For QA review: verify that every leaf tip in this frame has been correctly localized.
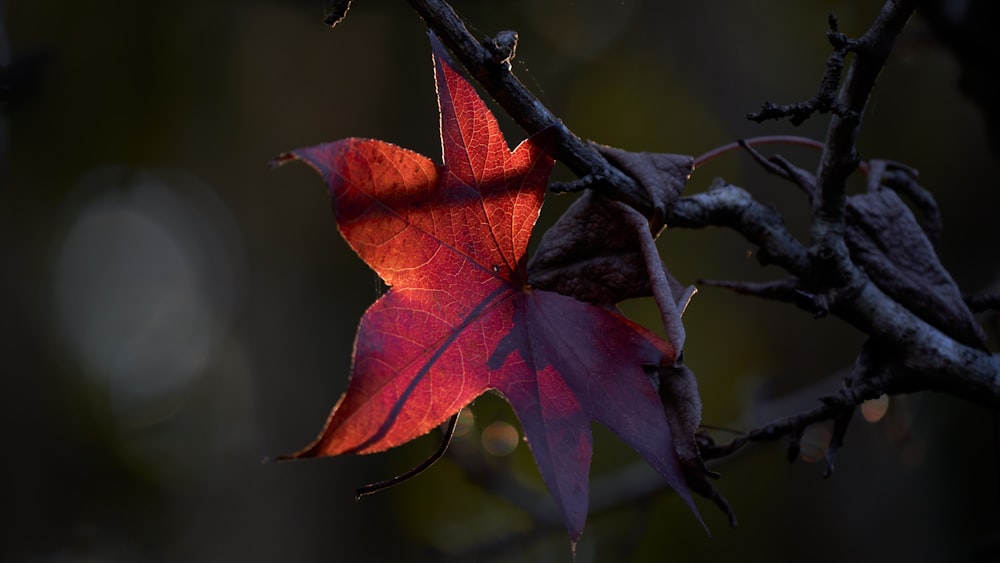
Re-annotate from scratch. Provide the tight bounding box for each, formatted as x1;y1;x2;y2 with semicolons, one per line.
267;152;298;170
427;30;450;64
264;453;295;463
266;441;324;463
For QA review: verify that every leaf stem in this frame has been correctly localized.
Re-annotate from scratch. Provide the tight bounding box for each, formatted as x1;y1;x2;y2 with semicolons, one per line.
354;413;460;499
693;135;826;170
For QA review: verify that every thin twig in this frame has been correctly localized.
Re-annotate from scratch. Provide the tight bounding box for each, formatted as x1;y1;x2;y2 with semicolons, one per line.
748;14;858;125
697;277;798;298
701;376;885;462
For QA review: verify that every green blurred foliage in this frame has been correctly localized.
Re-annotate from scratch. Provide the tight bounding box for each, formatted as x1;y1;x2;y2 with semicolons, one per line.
2;0;999;561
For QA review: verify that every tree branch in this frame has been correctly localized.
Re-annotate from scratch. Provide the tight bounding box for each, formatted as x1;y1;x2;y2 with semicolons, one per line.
669;181;1000;411
404;0;656;215
810;0;917;287
395;0;1000;539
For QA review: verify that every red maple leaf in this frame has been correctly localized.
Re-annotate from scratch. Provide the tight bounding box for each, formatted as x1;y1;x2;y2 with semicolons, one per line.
274;34;697;542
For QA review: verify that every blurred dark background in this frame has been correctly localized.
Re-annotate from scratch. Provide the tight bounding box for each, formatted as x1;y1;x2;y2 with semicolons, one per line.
3;1;999;561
